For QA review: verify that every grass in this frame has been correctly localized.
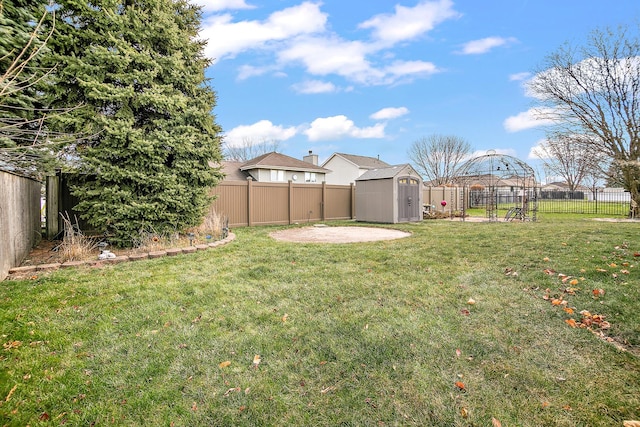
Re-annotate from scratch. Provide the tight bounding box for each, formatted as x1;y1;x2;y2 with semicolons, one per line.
1;218;639;426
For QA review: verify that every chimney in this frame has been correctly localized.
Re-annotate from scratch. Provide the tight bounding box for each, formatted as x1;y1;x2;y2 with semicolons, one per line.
303;150;318;165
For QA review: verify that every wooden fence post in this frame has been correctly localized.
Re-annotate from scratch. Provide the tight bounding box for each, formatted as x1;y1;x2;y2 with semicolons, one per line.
289;180;294;225
247;178;253;227
46;174;59;239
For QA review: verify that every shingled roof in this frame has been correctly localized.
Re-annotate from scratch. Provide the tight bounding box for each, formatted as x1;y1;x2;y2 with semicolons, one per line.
325;153;389;169
240;152;329;173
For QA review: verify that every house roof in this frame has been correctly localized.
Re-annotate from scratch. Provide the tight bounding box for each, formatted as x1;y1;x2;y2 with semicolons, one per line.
219;161;252;181
323;152;389;169
240;152;329;173
356;164;419;181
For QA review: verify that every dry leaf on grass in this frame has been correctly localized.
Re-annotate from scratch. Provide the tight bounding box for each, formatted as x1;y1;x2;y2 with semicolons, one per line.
219;360;231;368
492;417;502;427
252;354;261;368
623;421;640;427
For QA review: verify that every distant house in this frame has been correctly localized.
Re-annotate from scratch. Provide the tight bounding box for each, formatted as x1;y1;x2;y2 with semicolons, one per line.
322;153;390;185
221;151;330;183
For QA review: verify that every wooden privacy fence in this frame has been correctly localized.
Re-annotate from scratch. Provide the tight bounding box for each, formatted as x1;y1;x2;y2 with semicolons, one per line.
209;180;356;227
0;170;41;281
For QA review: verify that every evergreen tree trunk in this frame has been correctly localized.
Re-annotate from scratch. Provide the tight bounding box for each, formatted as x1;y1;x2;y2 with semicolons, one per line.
47;0;223;245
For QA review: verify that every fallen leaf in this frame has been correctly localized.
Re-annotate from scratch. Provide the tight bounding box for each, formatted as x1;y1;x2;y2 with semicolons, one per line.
467;298;476;305
223;387;241;397
191;402;198;411
456;349;461;357
39;412;50;421
592;289;605;297
565;318;577;328
543;257;550;262
492;417;502;427
4;384;17;402
219;360;231;368
3;340;22;350
621;269;630;274
609;263;617;268
252;354;261;368
551;298;563;306
563;307;574;314
460;309;470;316
455;381;466;391
281;313;288;322
569;279;579;286
460;407;469;418
623;421;640;427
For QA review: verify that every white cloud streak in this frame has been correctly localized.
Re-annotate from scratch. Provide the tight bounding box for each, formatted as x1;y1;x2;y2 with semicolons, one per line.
291;80;337;94
201;2;327;61
224;120;298;147
458;36;517;55
503;108;556;132
304;115;386;141
194;0;254;12
370;107;409;120
358;0;461;45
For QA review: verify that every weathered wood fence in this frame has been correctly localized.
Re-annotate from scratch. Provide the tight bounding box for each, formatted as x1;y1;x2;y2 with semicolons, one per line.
0;170;41;281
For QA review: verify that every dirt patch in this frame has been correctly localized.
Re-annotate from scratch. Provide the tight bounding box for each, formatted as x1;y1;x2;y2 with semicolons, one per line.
269;225;411;243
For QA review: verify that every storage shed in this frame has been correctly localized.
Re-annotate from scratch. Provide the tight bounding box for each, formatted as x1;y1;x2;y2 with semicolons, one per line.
355;164;423;223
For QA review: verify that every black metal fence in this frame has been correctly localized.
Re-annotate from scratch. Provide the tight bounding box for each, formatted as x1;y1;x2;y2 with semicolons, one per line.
469;188;631;216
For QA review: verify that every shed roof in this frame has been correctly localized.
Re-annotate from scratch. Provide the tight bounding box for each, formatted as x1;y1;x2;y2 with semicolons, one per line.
240;152;329;173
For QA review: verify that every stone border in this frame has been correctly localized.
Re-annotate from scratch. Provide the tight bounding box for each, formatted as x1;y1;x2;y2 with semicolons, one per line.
7;233;236;278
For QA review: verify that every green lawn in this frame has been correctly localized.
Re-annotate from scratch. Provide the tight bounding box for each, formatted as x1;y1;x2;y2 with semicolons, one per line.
1;219;639;426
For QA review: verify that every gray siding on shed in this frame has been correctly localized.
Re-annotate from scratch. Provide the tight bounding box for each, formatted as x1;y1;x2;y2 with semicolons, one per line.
355;164;423;224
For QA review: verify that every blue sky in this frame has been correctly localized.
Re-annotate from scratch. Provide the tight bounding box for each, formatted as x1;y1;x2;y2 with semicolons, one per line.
194;0;639;179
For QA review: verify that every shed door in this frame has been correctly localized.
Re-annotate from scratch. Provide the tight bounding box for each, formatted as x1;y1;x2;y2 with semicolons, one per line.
398;177;420;221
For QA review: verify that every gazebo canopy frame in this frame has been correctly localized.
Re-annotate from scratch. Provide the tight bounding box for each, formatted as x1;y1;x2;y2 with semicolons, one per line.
455;151;538;221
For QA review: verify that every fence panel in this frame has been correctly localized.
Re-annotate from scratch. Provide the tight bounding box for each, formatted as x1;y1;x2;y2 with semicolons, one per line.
537;189;630;215
0;170;41;280
209;180;355;227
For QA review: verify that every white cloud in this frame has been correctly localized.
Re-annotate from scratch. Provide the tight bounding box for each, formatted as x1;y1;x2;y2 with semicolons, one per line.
224;120;297;147
278;37;440;85
291;80;337;94
359;0;460;45
370;107;409;120
458;36;517;55
278;36;380;83
528;139;550;160
195;0;254;12
503;108;555;132
237;64;270;80
304;115;386;141
201;2;327;61
509;72;531;81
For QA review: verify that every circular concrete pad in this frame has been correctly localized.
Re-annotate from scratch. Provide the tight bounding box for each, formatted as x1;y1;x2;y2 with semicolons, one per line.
270;225;411;243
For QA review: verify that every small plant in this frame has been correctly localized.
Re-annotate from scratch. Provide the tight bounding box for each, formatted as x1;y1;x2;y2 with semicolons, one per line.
57;213;99;262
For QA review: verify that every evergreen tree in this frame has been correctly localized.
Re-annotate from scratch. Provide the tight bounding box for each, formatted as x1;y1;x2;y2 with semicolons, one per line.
47;0;223;245
0;0;58;176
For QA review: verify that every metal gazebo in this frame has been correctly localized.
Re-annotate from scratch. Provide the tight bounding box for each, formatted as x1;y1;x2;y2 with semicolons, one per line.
455;151;539;221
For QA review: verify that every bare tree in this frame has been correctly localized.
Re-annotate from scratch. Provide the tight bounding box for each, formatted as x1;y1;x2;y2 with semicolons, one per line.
528;24;640;217
408;134;471;185
223;137;281;162
532;133;605;190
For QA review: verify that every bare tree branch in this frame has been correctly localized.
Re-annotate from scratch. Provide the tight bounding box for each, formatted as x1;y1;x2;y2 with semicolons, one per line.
408;134;471;186
528;24;640;216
